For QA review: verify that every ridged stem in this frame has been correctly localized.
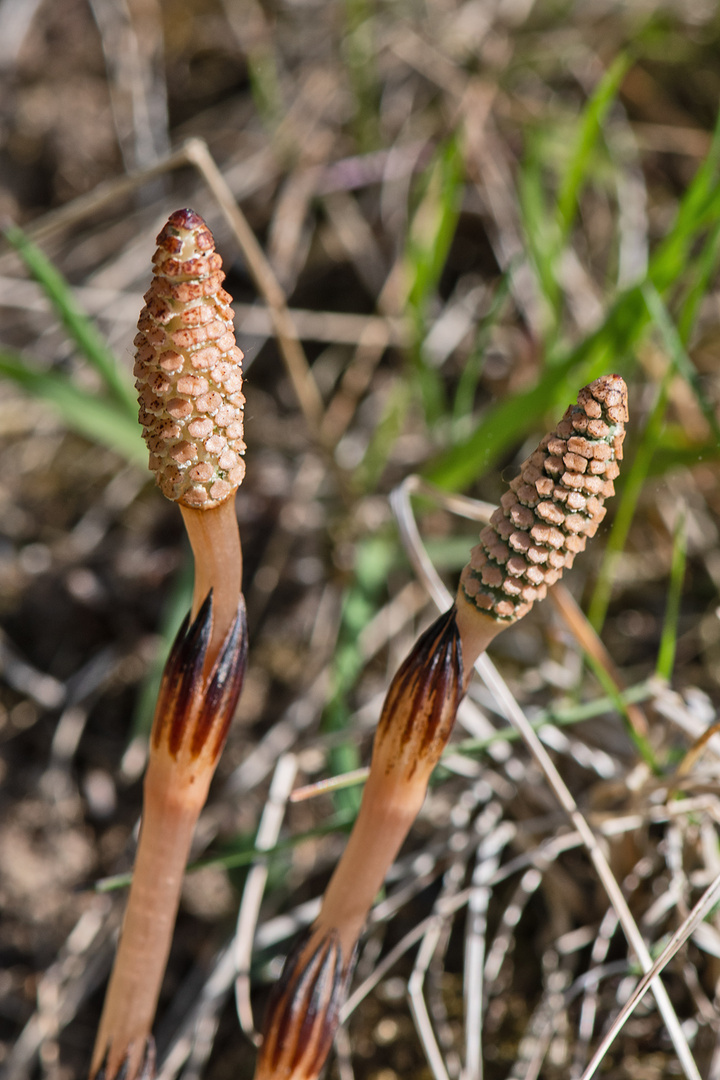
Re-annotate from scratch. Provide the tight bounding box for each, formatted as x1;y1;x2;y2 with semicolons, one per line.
454;596;504;689
91;760;209;1080
180;498;242;666
316;766;428;958
256;609;463;1080
93;210;248;1080
304;602;497;957
91;597;247;1080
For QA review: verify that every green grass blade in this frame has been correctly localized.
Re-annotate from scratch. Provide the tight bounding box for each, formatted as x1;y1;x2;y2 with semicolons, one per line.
647;106;720;293
404;136;464;423
0;350;145;466
354;378;413;493
427;106;720;492
582;651;658;770
427;333;631;490
455;679;653;757
677;217;720;344
647;431;720;475
452;270;511;425
95;809;357;892
322;535;397;813
428;150;720;491
518;138;561;320
642;282;720;442
556;54;631;242
656;512;687;682
3;224;137;417
406;135;463;316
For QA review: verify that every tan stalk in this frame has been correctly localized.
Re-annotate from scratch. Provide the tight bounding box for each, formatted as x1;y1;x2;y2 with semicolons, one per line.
255;374;628;1080
91;210;248;1080
180;500;242;662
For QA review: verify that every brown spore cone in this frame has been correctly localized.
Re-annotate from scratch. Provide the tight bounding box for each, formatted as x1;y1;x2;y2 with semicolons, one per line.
134;208;246;509
460;374;628;622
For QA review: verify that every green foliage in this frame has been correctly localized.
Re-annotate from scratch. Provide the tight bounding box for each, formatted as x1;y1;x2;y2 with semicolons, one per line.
428;101;720;490
0;349;143;465
96;808;357;892
518;135;561;327
452;271;511;428
4;225;137;417
1;224;140;464
354;379;413;493
656;512;688;682
588;278;718;633
556;54;632;243
404;135;464;424
321;534;398;812
343;0;380;151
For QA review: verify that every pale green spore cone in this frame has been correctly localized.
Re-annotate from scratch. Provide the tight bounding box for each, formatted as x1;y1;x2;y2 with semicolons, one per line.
459;374;628;623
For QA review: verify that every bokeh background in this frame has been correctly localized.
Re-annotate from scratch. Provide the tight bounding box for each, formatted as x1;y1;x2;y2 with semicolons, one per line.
2;2;720;1079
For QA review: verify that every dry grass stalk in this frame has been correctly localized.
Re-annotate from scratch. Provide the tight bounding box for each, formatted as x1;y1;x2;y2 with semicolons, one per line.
256;374;628;1080
91;210;248;1080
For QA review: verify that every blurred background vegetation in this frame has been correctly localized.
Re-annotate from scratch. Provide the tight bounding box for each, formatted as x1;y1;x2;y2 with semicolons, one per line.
2;1;720;1079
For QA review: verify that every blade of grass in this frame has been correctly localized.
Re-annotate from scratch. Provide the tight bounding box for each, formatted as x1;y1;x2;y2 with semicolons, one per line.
0;350;144;465
455;679;654;755
677;216;720;344
428;106;720;490
582;651;657;770
649;106;720;287
656;511;687;682
406;135;464;321
343;0;380;152
452;269;511;425
321;535;397;812
426;337;628;489
556;54;631;242
518;56;629;337
642;282;720;442
354;378;413;493
292;678;655;803
94;808;357;892
518;138;561;322
3;224;137;416
404;135;464;424
590;282;712;632
647;430;720;474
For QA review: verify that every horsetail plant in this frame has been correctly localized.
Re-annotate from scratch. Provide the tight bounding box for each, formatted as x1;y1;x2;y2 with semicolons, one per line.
256;374;628;1080
91;210;248;1080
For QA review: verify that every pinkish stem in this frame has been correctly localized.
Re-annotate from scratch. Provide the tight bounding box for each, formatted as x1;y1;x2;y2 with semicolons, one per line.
180;499;242;667
91;761;209;1080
